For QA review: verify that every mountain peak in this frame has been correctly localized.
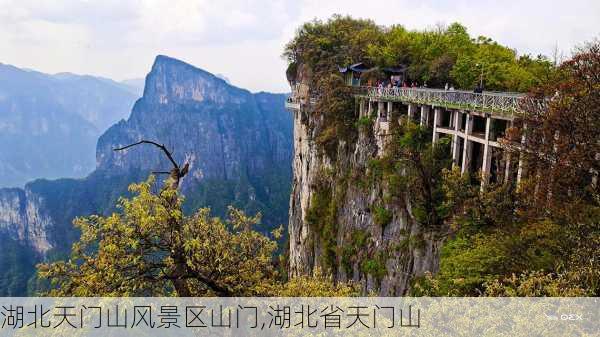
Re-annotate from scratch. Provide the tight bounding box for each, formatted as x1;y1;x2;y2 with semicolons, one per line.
152;54;192;69
151;55;221;83
142;55;244;105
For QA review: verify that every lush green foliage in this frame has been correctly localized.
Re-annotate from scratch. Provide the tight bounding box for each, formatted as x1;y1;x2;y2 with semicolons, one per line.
412;43;600;296
284;15;381;80
386;122;454;229
304;168;349;274
305;184;337;271
355;115;374;130
373;205;392;228
360;251;388;281
285;16;554;92
38;177;278;296
0;237;37;296
340;229;370;276
313;74;357;158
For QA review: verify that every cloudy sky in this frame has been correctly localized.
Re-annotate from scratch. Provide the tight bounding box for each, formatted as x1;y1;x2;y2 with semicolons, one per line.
1;0;598;93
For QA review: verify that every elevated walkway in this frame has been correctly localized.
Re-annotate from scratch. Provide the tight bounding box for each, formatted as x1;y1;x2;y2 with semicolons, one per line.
355;86;527;117
284;84;538;188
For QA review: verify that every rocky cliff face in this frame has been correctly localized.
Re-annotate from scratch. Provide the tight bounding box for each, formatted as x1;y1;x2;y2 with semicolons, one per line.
0;188;52;254
95;55;293;227
287;71;442;295
0;55;293;295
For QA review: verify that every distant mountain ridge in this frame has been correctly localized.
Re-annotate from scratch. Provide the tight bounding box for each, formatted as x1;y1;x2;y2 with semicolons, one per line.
0;63;138;187
0;55;293;296
119;78;146;97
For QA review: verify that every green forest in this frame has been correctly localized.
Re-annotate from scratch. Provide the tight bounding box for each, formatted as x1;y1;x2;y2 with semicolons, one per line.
284;16;554;91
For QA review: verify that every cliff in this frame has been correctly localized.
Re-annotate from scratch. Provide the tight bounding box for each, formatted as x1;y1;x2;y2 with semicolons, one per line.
0;188;52;253
287;69;442;295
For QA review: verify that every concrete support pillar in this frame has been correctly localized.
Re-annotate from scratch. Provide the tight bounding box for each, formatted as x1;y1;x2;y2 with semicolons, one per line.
517;123;527;184
592;153;600;189
359;99;365;118
481;116;492;188
407;103;417;121
368;99;373;117
378;101;385;119
420;105;430;127
451;111;461;167
461;113;474;175
503;120;515;184
432;108;442;143
504;152;512;184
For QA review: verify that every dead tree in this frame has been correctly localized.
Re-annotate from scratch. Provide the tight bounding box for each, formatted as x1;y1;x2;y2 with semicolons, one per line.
114;140;189;190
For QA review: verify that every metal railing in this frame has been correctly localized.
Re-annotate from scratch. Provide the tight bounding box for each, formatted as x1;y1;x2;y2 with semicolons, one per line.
356;86;531;115
284;97;301;110
286;84;542;115
285;83;317;110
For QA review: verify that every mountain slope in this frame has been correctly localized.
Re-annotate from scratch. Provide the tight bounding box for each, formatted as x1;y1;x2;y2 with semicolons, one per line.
0;55;293;296
96;56;293;227
0;64;138;187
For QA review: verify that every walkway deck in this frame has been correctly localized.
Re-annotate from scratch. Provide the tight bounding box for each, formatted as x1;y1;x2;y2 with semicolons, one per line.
355;86;527;116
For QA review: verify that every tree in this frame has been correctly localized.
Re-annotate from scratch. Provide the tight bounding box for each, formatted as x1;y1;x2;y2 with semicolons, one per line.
387;121;453;229
37;176;281;296
511;41;600;215
38;140;278;296
505;41;600;295
277;268;358;296
283;14;382;83
113;140;189;190
38;140;357;297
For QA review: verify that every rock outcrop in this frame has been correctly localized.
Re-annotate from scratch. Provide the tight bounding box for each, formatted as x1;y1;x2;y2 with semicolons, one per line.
287;69;442;295
0;188;52;254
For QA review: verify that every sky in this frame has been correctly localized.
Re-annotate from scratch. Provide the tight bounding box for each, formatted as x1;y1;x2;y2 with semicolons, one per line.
0;0;599;93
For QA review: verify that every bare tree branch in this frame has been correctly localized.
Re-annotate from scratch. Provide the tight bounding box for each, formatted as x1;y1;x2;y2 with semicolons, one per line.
114;140;179;170
151;171;172;175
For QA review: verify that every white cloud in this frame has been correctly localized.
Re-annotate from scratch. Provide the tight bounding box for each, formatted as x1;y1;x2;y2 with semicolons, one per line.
0;0;598;93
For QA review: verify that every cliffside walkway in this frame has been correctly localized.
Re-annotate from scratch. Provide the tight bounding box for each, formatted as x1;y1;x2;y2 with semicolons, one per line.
285;84;542;188
286;85;540;117
353;86;529;117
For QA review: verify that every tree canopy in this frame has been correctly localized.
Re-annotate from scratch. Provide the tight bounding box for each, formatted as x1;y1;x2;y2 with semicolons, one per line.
284;16;554;91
